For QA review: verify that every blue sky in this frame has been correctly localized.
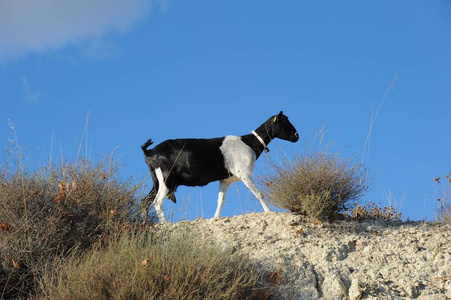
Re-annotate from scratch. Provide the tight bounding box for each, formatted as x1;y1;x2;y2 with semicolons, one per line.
1;1;450;221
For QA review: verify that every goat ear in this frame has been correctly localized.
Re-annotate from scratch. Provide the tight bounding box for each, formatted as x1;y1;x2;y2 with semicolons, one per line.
274;111;284;123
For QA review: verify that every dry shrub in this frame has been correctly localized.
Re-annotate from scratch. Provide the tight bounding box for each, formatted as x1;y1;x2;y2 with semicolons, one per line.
262;152;367;219
347;201;403;222
0;152;142;299
39;229;267;300
435;174;451;224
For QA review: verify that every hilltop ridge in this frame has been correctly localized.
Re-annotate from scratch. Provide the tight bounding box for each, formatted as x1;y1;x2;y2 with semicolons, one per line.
156;212;451;299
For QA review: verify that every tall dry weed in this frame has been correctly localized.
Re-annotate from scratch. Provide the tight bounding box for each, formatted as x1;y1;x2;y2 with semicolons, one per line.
435;174;451;224
0;145;143;298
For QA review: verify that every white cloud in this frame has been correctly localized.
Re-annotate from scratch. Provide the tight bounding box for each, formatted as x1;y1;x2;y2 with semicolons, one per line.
0;0;151;61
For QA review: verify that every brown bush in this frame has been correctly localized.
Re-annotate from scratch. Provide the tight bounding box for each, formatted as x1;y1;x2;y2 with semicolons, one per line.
261;152;368;220
0;154;143;299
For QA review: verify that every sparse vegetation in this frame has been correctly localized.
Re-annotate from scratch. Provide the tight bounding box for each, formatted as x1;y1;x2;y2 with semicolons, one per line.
435;174;451;224
261;151;368;220
0;150;142;298
39;230;267;300
347;201;403;222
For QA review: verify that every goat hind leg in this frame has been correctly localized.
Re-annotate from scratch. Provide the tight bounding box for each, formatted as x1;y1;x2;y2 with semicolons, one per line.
154;167;169;223
141;166;159;223
154;189;168;223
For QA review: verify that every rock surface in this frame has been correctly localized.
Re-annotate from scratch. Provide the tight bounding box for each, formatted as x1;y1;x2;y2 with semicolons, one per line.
156;212;451;299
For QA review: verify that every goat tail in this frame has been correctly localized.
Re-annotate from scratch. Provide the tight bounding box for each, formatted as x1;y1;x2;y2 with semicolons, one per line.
141;139;154;155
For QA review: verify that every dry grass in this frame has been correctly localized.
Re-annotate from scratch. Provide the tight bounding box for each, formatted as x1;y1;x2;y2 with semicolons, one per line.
347;201;403;222
0;149;143;298
261;152;368;220
435;174;451;224
38;229;267;300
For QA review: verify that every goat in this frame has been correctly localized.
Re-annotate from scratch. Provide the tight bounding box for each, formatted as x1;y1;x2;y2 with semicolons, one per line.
140;111;299;223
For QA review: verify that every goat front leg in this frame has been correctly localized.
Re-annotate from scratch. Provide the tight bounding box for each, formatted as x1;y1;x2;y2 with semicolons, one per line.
214;180;230;219
241;177;271;213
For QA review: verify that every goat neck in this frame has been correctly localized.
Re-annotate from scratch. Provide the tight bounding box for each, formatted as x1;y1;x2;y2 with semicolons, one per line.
242;120;275;158
255;118;277;145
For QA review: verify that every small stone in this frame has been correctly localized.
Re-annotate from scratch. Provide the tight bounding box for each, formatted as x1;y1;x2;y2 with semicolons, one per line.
322;272;348;300
349;278;362;300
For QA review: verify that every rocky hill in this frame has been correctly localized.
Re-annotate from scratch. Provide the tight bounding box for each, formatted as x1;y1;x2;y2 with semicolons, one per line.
156;212;451;300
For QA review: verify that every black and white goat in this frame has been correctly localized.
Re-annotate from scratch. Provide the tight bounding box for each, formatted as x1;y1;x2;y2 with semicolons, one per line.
141;111;299;223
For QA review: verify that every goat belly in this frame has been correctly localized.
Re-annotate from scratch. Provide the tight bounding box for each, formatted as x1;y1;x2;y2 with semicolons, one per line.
178;173;229;186
176;167;230;187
